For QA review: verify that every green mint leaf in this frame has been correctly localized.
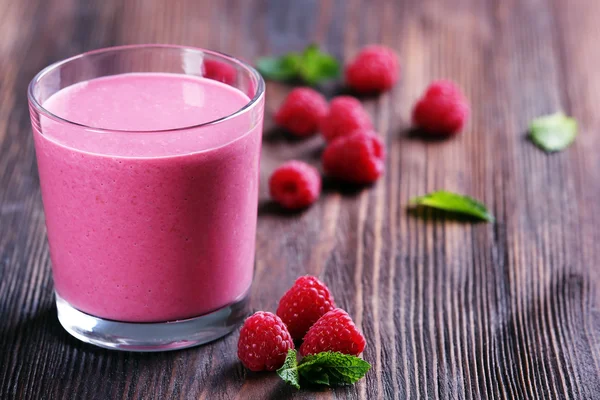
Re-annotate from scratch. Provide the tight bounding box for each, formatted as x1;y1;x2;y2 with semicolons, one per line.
297;352;371;387
276;349;300;389
301;369;330;386
302;44;320;57
409;191;494;222
299;44;340;85
255;44;339;84
256;53;301;81
529;112;577;152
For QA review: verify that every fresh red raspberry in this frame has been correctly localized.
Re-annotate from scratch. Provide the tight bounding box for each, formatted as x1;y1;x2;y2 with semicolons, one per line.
345;45;399;93
269;161;321;210
275;88;329;137
237;311;295;371
203;59;237;85
322;130;385;184
276;275;336;341
320;96;373;143
412;80;470;136
299;308;366;356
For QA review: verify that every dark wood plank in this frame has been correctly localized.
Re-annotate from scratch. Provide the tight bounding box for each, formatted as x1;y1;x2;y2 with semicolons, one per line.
1;0;599;399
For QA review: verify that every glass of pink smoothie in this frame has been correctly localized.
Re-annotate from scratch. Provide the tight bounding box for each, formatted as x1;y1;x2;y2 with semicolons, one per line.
28;45;265;351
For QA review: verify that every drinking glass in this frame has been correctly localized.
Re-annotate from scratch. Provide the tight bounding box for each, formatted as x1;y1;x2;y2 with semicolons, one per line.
28;45;265;351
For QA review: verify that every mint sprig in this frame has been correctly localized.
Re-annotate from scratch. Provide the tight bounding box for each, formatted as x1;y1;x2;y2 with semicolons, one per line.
409;190;494;222
277;350;371;389
256;44;340;85
277;349;301;389
529;112;577;152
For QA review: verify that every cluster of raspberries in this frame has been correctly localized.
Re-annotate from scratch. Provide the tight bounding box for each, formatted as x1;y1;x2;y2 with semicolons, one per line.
237;275;366;371
269;45;470;210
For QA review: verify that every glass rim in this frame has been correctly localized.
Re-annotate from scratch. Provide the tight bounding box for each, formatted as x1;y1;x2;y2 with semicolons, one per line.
27;44;266;134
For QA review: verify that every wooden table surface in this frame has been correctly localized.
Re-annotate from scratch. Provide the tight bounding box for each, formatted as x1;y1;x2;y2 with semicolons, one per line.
2;0;600;398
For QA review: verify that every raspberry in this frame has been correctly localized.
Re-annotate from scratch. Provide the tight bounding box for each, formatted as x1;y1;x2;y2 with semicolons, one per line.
412;80;470;136
269;161;321;210
275;88;328;137
237;311;295;371
346;45;399;93
320;96;373;143
322;130;385;184
276;275;336;341
299;308;366;356
203;60;237;85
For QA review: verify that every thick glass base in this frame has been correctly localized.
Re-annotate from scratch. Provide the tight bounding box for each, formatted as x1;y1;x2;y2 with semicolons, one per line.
55;291;250;352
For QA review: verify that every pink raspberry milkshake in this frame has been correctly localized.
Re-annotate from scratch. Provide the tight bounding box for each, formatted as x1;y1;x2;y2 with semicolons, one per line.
34;72;263;323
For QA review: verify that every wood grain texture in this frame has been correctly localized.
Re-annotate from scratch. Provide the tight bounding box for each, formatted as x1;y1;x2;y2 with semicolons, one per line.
1;0;600;398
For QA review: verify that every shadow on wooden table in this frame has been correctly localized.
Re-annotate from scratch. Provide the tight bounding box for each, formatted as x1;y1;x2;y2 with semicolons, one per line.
262;126;309;145
0;304;73;350
0;305;172;361
402;127;459;143
258;200;307;217
407;206;493;224
257;176;365;218
321;176;368;197
240;368;356;399
1;305;322;397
